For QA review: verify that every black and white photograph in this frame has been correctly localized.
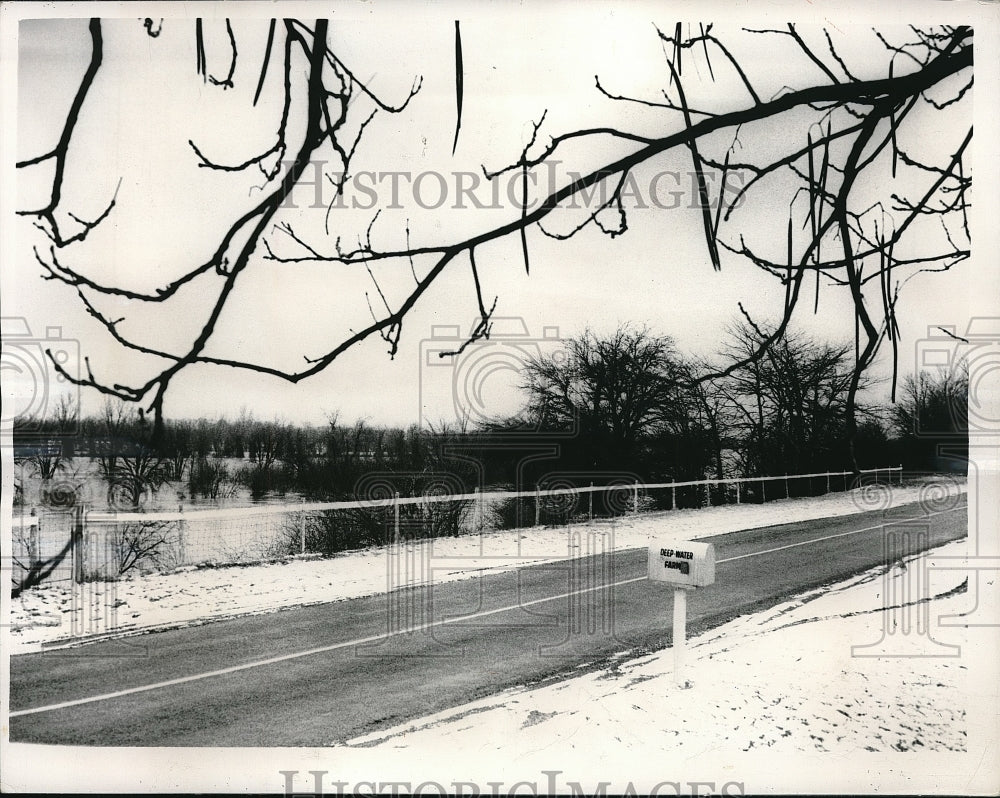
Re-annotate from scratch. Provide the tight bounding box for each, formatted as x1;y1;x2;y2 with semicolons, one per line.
1;1;998;793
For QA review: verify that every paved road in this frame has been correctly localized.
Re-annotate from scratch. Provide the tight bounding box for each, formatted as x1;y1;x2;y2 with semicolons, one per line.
9;499;967;746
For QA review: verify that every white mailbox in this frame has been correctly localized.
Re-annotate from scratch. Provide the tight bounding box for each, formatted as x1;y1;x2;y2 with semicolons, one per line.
648;539;715;588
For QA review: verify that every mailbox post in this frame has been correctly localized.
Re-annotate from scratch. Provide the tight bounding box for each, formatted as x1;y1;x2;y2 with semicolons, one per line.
648;539;715;688
673;586;690;688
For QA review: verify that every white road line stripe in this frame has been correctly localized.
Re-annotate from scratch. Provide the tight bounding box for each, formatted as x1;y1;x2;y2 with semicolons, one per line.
9;504;965;718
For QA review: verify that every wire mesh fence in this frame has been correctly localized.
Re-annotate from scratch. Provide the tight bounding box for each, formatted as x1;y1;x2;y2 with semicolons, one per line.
10;466;902;587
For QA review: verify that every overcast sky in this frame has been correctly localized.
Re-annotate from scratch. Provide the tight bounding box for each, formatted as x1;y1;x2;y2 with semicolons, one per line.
3;3;989;430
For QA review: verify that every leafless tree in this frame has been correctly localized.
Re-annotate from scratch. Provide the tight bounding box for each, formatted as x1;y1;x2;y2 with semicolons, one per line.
890;363;968;468
21;395;79;481
517;325;690;468
94;399;168;509
107;520;180;577
19;20;972;470
719;321;870;476
685;375;730;483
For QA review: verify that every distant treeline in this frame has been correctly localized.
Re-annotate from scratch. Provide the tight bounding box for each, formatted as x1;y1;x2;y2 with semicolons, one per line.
14;325;969;508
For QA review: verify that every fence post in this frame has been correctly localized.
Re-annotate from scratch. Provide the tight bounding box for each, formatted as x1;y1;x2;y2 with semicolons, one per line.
72;503;85;584
735;481;741;505
826;471;831;494
633;480;640;514
535;485;541;527
589;482;594;523
899;464;904;486
704;479;711;508
761;479;766;503
394;491;401;544
671;484;677;511
299;498;306;555
473;487;481;535
29;508;39;568
178;504;187;564
784;474;789;499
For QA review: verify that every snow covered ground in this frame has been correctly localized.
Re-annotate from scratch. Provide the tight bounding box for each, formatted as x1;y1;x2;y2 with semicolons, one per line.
6;477;965;654
347;536;971;755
